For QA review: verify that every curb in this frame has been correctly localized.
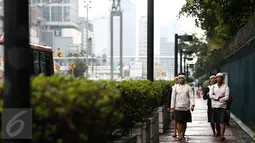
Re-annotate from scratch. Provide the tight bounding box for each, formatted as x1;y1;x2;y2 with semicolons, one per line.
230;112;255;140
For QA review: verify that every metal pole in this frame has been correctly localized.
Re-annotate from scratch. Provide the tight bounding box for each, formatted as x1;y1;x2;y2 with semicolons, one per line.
186;64;189;79
174;34;178;76
86;4;89;78
147;0;154;81
3;0;31;142
110;12;114;80
180;48;182;73
120;12;123;79
183;56;186;73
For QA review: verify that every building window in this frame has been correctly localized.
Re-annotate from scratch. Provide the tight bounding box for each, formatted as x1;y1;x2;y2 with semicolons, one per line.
63;0;70;3
42;0;50;3
33;0;40;3
63;6;70;22
51;0;61;3
42;7;50;21
51;6;62;22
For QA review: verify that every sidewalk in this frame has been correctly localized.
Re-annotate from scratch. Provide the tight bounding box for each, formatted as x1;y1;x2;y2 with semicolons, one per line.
160;98;254;143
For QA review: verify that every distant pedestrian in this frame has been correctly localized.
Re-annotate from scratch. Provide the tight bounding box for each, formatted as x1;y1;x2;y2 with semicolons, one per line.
210;73;230;142
168;76;179;137
203;74;220;137
171;73;195;141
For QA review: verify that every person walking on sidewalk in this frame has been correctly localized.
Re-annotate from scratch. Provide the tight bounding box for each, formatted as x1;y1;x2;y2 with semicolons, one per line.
168;76;179;137
203;74;221;137
210;73;230;142
171;73;195;141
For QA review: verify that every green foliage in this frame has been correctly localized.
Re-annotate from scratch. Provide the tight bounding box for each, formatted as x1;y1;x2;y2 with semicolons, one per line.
0;75;173;143
198;74;209;87
202;80;210;88
67;59;87;77
179;0;255;48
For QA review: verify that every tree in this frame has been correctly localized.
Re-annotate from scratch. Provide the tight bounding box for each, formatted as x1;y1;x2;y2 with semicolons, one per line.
66;53;88;77
179;0;255;48
68;59;88;77
179;34;212;78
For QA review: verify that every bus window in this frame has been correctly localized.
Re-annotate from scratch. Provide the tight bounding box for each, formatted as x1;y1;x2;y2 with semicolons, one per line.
40;52;46;74
45;51;52;76
0;44;4;58
33;51;40;74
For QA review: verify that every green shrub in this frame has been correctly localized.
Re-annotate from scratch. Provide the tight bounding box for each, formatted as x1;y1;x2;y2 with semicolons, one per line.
198;74;209;87
0;75;122;143
0;76;173;142
202;80;210;88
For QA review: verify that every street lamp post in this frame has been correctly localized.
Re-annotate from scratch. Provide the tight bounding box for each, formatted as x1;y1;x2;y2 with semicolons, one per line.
84;0;91;78
147;0;154;81
174;34;192;76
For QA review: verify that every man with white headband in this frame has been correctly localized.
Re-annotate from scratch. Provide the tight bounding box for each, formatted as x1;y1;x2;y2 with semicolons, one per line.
209;72;230;142
203;74;220;137
168;76;179;137
171;73;195;141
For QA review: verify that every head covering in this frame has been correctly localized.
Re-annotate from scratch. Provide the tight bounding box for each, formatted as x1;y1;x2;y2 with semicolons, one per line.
178;73;186;79
210;75;216;79
216;73;223;77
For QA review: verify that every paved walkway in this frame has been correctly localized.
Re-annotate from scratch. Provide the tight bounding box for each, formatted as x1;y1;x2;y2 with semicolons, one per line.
160;98;254;143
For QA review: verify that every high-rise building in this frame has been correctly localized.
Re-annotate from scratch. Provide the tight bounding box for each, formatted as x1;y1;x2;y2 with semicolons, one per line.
30;0;82;53
93;16;110;55
79;17;95;56
110;0;136;57
121;0;136;56
159;37;174;77
138;16;147;57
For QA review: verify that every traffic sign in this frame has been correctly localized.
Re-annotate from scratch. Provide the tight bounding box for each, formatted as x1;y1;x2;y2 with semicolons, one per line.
55;65;60;71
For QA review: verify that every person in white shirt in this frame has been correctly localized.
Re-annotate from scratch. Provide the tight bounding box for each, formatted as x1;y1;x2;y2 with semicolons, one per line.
168;76;179;137
171;73;195;141
203;74;220;137
209;73;230;142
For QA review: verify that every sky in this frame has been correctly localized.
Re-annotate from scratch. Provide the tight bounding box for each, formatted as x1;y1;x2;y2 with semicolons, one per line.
78;0;205;55
78;0;204;36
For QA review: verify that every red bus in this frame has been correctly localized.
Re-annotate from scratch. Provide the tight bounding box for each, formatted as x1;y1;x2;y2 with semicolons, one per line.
0;39;54;80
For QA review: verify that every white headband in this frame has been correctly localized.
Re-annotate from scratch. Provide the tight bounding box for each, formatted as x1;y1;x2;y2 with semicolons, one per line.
210;75;216;79
178;75;186;79
216;73;223;77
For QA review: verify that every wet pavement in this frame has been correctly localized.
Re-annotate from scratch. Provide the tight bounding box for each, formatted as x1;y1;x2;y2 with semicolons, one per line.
160;98;254;143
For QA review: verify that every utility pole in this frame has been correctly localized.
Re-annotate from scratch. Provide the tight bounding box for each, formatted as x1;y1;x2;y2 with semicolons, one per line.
147;0;154;81
174;34;178;76
84;0;91;78
3;0;31;142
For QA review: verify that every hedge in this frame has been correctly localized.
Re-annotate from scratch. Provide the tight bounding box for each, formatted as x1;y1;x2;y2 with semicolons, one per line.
0;75;174;143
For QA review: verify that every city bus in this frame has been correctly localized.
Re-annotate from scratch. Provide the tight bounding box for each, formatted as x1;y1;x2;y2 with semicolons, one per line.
0;39;54;81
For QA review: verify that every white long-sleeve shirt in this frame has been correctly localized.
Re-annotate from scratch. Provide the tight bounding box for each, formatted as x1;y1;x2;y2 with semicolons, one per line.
171;84;195;111
209;83;230;108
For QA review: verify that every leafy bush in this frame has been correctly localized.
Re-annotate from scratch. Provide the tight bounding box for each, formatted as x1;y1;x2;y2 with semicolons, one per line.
202;80;210;88
198;74;209;87
0;76;173;142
